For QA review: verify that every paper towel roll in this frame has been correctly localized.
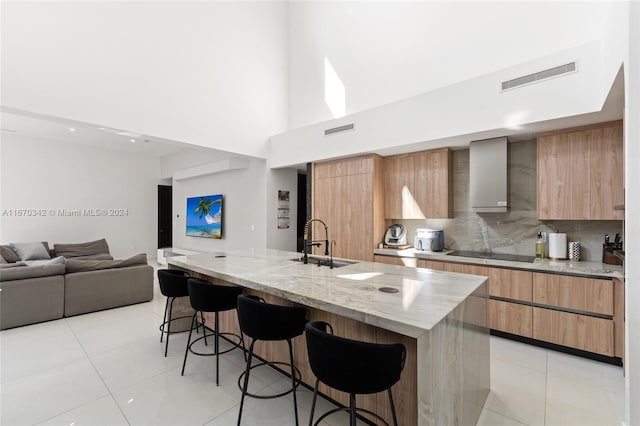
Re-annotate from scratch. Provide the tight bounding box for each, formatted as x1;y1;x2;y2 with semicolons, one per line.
549;233;567;259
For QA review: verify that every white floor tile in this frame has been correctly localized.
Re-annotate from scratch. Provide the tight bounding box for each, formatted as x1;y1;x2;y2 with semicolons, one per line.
476;408;529;426
0;358;109;426
545;373;625;426
0;297;629;426
205;382;313;426
111;370;239;426
490;335;548;374
71;308;163;356
90;334;187;392
0;320;86;383
484;356;547;425
546;350;625;395
35;395;129;426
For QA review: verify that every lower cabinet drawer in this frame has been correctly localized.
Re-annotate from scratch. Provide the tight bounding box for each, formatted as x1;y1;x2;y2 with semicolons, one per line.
490;300;532;338
532;307;614;356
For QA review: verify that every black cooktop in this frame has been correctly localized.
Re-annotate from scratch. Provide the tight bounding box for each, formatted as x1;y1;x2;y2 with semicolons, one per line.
449;251;535;263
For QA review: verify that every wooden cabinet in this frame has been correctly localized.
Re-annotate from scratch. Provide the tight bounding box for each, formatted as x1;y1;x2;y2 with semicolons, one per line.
374;255;417;268
383;154;415;219
419;259;443;270
383;148;452;219
490;300;532;337
313;155;384;262
489;268;532;301
531;273;615;357
532;307;613;356
414;148;453;219
537;120;623;220
532;273;613;315
372;257;622;359
613;278;625;361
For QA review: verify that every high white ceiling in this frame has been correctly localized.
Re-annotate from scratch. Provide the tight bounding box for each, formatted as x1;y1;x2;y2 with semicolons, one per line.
0;107;193;157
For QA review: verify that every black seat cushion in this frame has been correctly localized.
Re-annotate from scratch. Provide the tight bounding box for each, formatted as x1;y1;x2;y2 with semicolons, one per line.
305;321;406;395
187;278;243;313
157;269;190;298
237;294;307;341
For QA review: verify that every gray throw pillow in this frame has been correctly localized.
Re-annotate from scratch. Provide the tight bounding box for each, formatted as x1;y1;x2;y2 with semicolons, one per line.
0;245;21;263
53;238;110;258
10;242;51;261
65;253;148;273
0;253;6;264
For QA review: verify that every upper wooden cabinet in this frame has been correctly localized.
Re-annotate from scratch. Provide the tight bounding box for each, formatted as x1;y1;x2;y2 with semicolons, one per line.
383;154;415;219
313;155;384;262
384;148;453;219
537;120;623;220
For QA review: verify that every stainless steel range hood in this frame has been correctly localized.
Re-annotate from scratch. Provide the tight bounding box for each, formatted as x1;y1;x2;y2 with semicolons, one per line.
469;137;508;213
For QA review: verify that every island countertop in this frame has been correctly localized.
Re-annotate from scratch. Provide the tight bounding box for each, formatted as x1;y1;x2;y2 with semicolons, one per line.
167;248;487;339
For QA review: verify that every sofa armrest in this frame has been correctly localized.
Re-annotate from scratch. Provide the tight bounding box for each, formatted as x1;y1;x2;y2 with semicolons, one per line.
0;275;65;330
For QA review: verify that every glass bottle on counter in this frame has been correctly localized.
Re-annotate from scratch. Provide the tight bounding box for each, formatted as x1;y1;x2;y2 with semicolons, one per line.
535;232;545;259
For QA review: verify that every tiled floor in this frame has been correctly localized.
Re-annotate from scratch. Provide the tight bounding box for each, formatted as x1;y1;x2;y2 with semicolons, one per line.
0;271;626;426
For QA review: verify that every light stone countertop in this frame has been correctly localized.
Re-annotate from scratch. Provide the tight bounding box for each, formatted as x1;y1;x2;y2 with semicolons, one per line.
167;248;488;339
373;248;624;280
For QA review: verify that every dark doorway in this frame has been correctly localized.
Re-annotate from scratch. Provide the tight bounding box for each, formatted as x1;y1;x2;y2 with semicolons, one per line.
158;185;173;248
296;171;308;252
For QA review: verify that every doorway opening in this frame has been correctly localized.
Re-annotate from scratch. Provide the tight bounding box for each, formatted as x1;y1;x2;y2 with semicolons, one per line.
158;185;173;249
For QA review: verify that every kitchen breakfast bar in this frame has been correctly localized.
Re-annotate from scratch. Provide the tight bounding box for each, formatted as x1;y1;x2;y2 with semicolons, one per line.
168;249;490;426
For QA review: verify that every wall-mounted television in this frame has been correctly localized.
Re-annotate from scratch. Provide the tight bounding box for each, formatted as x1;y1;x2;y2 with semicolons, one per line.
186;194;223;239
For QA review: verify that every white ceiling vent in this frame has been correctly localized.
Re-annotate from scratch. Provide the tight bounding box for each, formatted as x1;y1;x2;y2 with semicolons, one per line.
324;123;354;136
501;62;577;91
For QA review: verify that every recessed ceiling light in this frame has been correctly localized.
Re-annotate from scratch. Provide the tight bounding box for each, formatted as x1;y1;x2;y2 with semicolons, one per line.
69;128;76;132
130;139;136;143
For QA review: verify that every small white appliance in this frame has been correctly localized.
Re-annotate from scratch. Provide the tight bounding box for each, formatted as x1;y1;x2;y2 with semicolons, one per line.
414;229;445;252
384;224;407;246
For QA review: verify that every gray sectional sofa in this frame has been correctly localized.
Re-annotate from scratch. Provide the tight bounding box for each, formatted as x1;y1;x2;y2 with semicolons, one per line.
0;239;154;330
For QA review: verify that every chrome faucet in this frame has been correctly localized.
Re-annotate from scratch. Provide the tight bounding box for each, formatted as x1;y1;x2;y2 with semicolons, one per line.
303;218;331;267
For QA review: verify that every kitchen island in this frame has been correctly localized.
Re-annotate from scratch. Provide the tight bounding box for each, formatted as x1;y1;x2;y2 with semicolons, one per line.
168;249;489;426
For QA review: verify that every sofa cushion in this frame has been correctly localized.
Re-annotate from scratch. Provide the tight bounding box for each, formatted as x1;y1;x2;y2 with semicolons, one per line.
64;253;148;273
53;239;110;258
10;242;51;261
0;245;21;263
68;253;114;261
0;264;65;282
24;256;66;267
0;261;28;269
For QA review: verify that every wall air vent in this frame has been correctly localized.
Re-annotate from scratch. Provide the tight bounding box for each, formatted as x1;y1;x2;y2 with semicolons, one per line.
324;123;354;136
501;62;577;91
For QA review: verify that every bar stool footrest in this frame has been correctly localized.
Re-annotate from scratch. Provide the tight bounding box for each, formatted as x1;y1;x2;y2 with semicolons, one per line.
237;361;301;399
187;332;244;357
313;406;390;426
159;315;195;335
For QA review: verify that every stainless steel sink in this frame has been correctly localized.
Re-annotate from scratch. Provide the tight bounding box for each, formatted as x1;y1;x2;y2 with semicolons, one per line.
289;256;357;268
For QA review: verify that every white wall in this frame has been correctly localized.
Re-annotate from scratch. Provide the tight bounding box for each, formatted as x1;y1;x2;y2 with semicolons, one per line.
164;152;266;252
0;134;160;259
266;168;298;251
0;1;288;159
271;41;610;168
624;2;639;424
287;1;614;129
162;148;299;253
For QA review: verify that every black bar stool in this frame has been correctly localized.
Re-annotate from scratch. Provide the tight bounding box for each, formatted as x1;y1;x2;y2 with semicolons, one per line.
236;294;307;426
181;278;245;386
305;321;406;426
157;269;201;357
